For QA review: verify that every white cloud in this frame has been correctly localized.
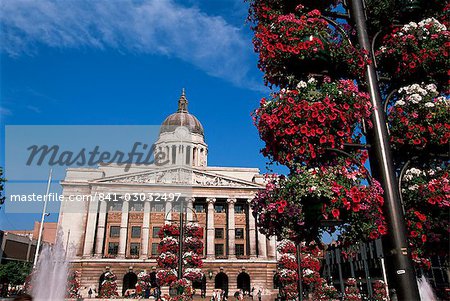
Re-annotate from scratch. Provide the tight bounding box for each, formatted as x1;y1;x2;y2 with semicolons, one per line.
0;107;12;116
0;0;261;89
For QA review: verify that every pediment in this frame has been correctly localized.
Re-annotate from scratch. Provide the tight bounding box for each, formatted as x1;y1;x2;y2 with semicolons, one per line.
92;166;262;188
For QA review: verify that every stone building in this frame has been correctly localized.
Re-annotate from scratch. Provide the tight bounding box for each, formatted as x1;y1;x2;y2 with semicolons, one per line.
58;91;278;296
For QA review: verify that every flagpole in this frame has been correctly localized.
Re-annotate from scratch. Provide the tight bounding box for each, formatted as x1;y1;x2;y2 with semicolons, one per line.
33;168;52;268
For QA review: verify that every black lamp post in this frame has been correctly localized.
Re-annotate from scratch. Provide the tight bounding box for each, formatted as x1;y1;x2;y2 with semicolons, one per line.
346;0;421;300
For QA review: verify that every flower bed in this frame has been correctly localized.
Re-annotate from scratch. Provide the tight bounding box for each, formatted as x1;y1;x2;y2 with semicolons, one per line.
251;158;386;246
98;271;119;298
376;18;449;88
66;270;81;298
388;83;449;153
253;78;372;165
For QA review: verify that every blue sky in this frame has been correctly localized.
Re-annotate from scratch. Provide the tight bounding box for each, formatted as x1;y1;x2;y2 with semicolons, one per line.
0;0;285;230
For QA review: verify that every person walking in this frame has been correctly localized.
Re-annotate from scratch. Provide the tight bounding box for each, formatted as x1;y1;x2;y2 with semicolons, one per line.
257;289;262;301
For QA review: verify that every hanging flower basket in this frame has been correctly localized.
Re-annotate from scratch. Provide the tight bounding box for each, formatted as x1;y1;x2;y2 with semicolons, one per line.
376;18;449;88
183;268;203;282
158;237;179;254
156;269;177;286
157;252;179;269
184;223;203;239
183;251;203;268
184;237;204;254
251;7;369;87
251;158;386;246
401;164;449;268
278;253;298;270
388;83;449;154
253;78;372;165
159;223;180;239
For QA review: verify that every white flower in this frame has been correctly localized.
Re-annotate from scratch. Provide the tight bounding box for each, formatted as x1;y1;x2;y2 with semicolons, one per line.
409;94;422;104
307;77;317;84
297;81;307;89
408;184;419;191
395;100;406;106
424;102;435;108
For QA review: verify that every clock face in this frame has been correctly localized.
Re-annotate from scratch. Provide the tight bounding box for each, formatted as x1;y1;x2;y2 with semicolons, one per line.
175;126;190;139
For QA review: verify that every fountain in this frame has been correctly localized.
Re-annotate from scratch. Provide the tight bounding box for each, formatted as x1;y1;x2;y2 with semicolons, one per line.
418;275;437;301
31;230;69;301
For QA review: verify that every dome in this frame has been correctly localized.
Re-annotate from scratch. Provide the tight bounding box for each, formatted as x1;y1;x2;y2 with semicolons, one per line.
160;89;204;135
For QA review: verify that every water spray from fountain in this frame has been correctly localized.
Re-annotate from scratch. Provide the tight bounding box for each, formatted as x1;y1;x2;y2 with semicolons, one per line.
32;229;69;301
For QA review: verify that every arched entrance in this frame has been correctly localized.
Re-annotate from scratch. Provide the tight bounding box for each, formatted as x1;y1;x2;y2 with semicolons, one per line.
214;272;229;295
237;272;251;293
122;272;138;296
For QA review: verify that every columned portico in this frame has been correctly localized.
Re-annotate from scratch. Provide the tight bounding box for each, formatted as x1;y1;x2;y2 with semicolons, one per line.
247;199;257;258
206;197;216;259
60;90;278;297
227;198;236;259
94;200;107;257
83;194;99;257
257;226;267;259
186;197;194;222
141;200;151;258
118;200;129;258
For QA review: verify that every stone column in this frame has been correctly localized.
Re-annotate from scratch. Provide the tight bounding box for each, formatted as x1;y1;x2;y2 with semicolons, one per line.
94;200;107;257
227;198;236;259
247;199;257;258
118;200;129;258
141;200;151;258
268;236;277;259
257;227;267;259
206;198;216;259
165;199;173;221
186;197;194;222
83;194;99;257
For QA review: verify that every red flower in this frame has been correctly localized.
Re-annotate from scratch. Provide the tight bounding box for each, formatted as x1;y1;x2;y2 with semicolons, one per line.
331;209;340;219
378;225;388;235
421;235;427;243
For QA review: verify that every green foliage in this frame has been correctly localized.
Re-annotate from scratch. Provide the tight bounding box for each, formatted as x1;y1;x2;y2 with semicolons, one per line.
0;261;32;285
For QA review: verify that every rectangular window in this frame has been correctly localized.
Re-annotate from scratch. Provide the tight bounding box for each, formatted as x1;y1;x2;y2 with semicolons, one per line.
173;204;181;212
215;228;224;239
108;242;119;255
151;243;159;256
108;201;122;212
110;226;120;238
215;244;224;257
131;226;141;238
235;228;244;239
130;202;144;212
195;204;205;213
214;204;225;213
130;243;140;256
235;204;244;214
153;227;161;238
152;203;165;212
236;244;245;256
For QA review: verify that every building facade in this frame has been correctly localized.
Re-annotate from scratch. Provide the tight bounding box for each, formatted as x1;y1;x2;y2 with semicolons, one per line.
58;91;278;296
